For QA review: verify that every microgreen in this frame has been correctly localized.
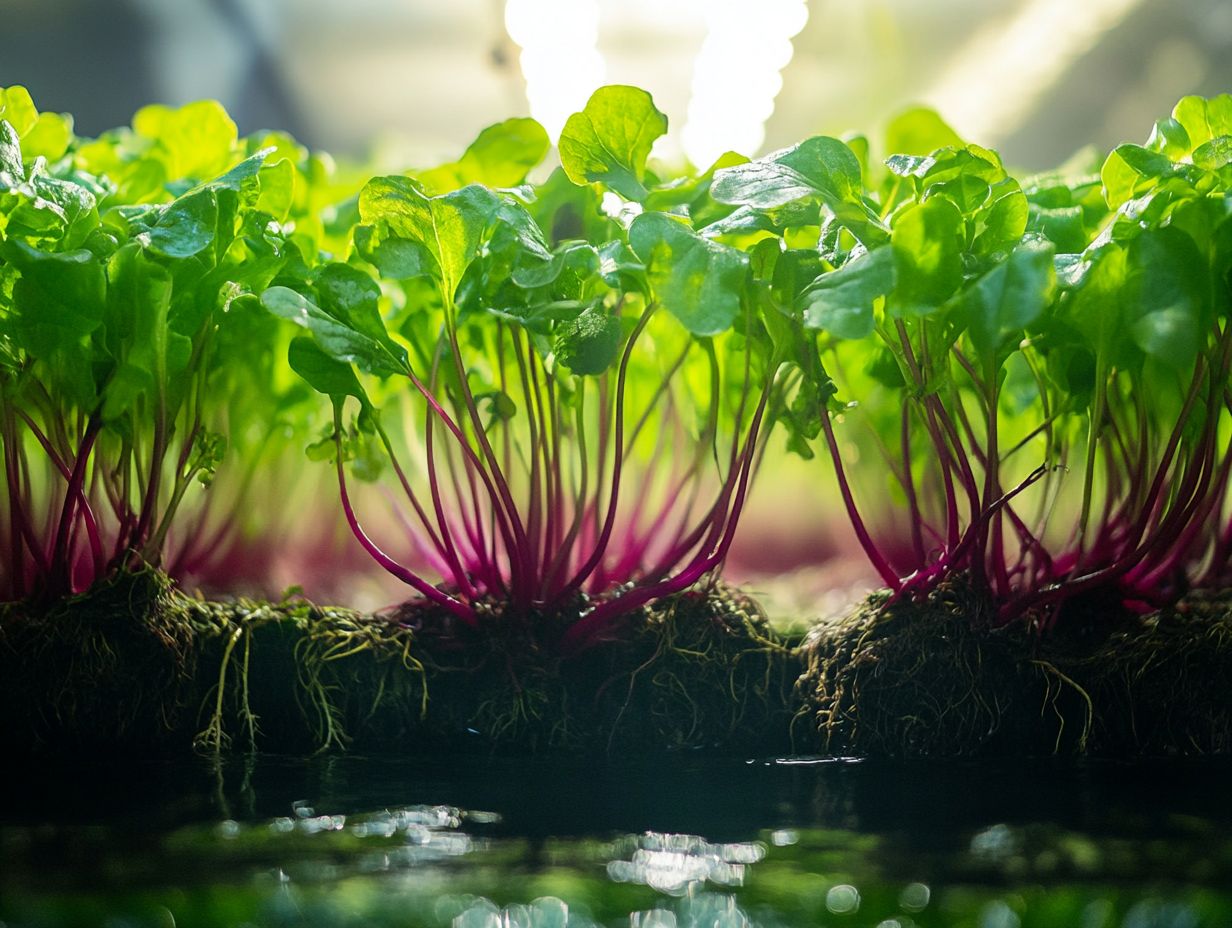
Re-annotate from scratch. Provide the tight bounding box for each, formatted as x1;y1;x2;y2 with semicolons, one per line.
267;89;784;651
4;84;1229;643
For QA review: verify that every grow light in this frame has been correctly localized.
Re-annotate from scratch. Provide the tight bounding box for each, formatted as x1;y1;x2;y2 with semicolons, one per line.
682;0;808;167
504;0;606;141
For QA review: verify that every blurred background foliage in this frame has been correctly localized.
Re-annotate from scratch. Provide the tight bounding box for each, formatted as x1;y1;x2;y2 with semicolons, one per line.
4;0;1230;173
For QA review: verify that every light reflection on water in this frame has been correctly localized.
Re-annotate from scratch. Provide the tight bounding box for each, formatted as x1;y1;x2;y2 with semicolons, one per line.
607;832;766;895
2;756;1232;927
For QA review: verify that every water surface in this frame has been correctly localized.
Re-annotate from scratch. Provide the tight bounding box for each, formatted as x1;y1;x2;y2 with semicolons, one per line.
3;754;1230;927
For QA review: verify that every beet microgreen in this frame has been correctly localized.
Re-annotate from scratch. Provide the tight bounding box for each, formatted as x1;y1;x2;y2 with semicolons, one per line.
4;83;1228;644
0;89;335;601
267;90;784;651
747;97;1232;628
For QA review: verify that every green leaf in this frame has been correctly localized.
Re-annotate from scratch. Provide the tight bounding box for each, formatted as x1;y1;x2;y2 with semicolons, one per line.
256;157;296;220
359;176;503;300
975;188;1029;255
962;236;1056;358
928;174;989;214
0;86;38;136
710;136;863;209
890;197;963;313
4;241;106;341
1146;117;1191;160
314;263;388;343
1172;94;1232;151
452;117;550;189
558;85;668;201
628;212;748;335
354;227;435;280
132;99;238;180
144;188;217;259
1193;136;1232;171
0;120;24;180
512;240;599;289
884;107;964;157
1101;144;1171;208
22;112;71;162
798;247;895;339
103;245;188;417
101;362;154;421
1125;226;1207;366
288;335;367;400
261;286;408;377
553;303;623;375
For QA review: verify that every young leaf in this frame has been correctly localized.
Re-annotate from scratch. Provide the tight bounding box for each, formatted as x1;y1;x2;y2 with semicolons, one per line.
628;212;748;335
422;117;551;192
553;303;623;375
143;188;217;259
1101;144;1172;208
961;235;1056;358
1125;226;1207;366
288;335;367;400
890;197;963;314
0;120;24;180
314;263;388;344
262;286;408;377
558;85;668;202
1171;94;1232;151
358;176;502;300
798;247;895;339
4;240;106;342
354;227;435;280
711;136;863;209
512;240;599;289
884;107;964;156
132;99;239;180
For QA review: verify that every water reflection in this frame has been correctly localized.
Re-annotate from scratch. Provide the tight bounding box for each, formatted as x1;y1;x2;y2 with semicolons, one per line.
607;833;765;895
3;756;1232;927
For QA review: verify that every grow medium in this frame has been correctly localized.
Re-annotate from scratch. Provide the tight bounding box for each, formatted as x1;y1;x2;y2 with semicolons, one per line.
1;84;1230;757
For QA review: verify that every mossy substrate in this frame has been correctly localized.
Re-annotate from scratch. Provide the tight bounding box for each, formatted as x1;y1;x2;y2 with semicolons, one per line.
5;569;1232;758
795;580;1232;757
0;569;798;757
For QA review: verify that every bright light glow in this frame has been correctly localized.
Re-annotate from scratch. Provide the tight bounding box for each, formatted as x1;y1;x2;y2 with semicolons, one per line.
681;0;808;168
923;0;1150;143
505;0;605;141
